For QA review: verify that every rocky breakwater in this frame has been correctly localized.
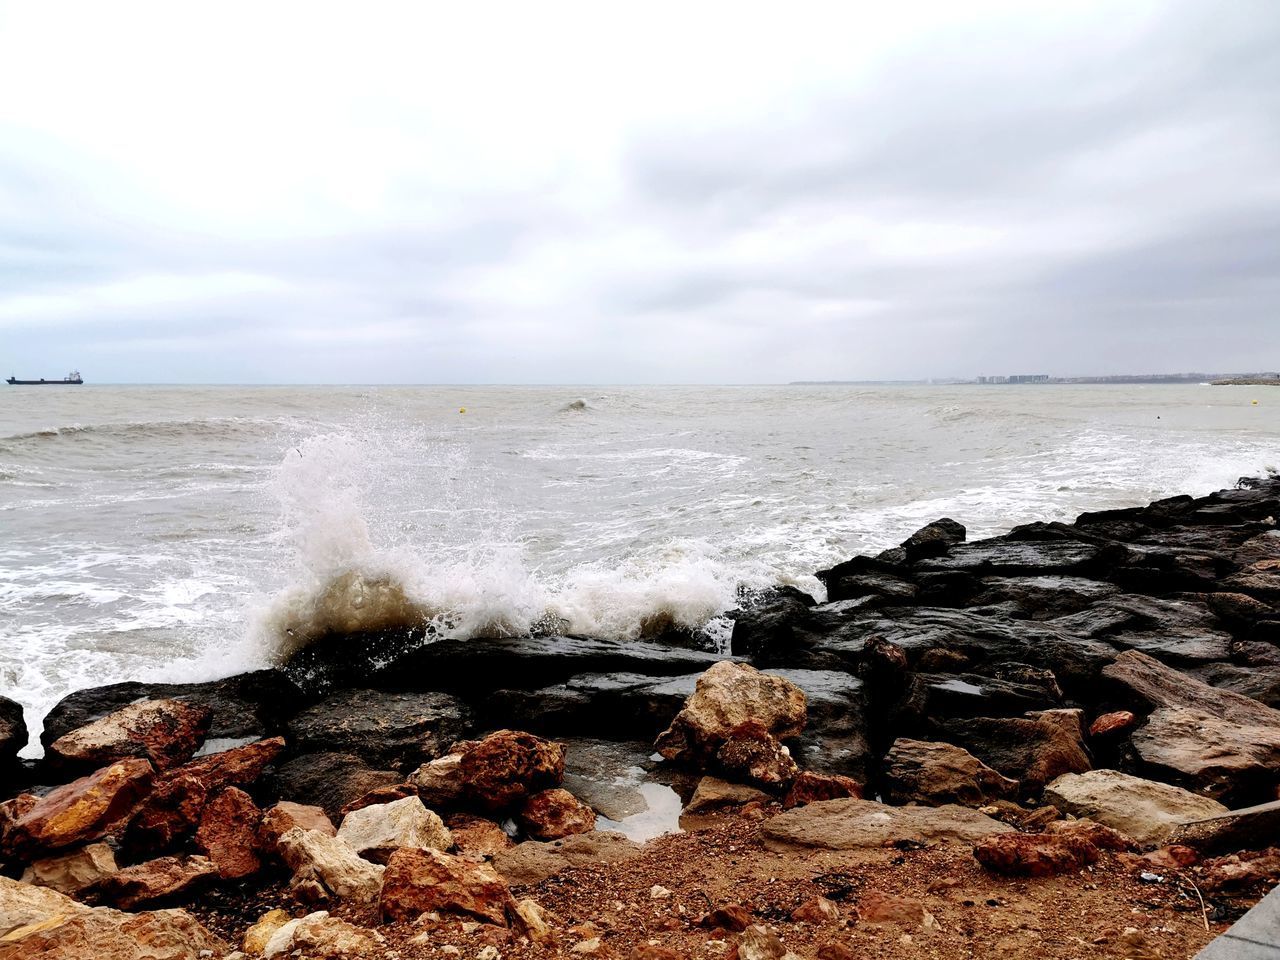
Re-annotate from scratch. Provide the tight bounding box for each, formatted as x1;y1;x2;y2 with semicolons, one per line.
3;475;1280;957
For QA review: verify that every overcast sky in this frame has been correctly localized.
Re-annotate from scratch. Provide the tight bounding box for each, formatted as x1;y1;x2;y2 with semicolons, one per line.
1;1;1277;383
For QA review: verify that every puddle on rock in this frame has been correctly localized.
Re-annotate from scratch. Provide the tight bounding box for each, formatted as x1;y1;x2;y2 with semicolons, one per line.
560;738;692;843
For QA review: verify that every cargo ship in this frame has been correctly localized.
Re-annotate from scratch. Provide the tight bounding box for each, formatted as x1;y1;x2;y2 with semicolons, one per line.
6;371;83;385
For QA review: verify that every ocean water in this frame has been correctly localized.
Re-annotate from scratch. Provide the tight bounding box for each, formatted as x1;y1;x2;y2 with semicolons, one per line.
1;383;1275;754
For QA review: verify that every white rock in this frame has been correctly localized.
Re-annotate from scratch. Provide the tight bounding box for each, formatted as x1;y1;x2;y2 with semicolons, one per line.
338;795;452;863
276;827;385;904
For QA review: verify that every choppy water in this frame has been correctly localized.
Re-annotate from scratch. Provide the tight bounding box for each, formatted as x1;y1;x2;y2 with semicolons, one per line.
1;383;1276;753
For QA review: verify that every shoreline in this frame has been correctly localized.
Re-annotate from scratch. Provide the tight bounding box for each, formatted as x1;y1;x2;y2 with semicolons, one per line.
4;475;1280;957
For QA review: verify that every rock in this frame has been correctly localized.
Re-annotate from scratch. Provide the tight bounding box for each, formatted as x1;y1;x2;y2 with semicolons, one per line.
243;908;292;954
973;832;1100;876
85;855;218;909
20;842;118;897
699;903;752;931
0;696;28;766
1167;798;1280;854
655;663;806;767
940;708;1091;793
883;738;1019;807
511;898;554;943
761;797;1013;850
261;911;384;958
458;731;566;813
916;538;1126;577
380;847;512;925
790;896;840;924
1045;818;1137;851
0;876;225;959
47;699;211;773
1089;711;1136;738
194;787;262;879
1198;847;1280;892
5;759;154;859
730;589;816;661
714;722;798;788
781;772;862;809
856;891;930;926
448;814;515;859
736;924;789;960
1103;649;1280;802
176;735;286;791
407;752;466;809
340;783;418;815
271;752;401;821
684;777;772;814
259;801;336;851
493;831;641;886
517;789;595;841
121;772;208;856
287;689;471;772
631;948;684;960
337;795;452;863
815;943;857;960
902;518;967;560
276;827;385;905
1043;769;1228;845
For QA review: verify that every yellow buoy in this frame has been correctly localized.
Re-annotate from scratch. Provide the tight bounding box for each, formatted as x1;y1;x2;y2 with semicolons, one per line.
1253;400;1259;405
459;407;466;414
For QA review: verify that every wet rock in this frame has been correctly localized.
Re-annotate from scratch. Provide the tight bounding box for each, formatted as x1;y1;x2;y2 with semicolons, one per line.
5;758;154;859
684;777;772;814
901;518;967;560
20;842;118;897
916;538;1128;578
730;589;817;661
972;576;1120;619
447;814;515;859
261;910;384;958
458;730;566;813
194;786;262;879
1043;769;1227;845
287;689;471;772
761;797;1012;850
897;671;1060;724
714;722;799;788
883;738;1019;807
1089;711;1136;738
940;708;1091;793
122;772;208;856
276;826;385;904
758;669;871;780
380;847;512;925
47;698;211;774
271;751;401;821
493;831;641;886
0;696;28;767
517;789;595;841
337;795;452;863
655;662;806;767
973;832;1100;876
1103;650;1280;802
259;801;336;850
85;854;218;909
781;771;862;809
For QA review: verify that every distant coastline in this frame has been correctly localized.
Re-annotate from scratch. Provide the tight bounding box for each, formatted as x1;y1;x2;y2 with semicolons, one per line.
792;371;1280;386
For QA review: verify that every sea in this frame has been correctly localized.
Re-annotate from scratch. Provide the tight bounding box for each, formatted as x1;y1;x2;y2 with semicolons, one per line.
1;383;1275;755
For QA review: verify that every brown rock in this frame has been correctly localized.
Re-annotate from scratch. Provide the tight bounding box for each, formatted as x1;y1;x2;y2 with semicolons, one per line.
698;903;751;932
944;708;1092;793
1045;817;1137;852
715;722;798;788
177;735;286;791
194;786;262;878
815;942;858;960
340;782;418;816
85;854;218;909
1089;710;1136;738
655;662;806;767
259;801;336;852
447;814;514;859
458;730;566;813
47;699;211;773
6;759;154;859
781;771;862;809
631;947;684;960
407;751;466;809
122;772;208;856
0;793;37;851
493;831;641;886
20;842;119;897
1044;769;1227;845
973;832;1100;877
380;847;513;925
761;797;1013;850
790;896;840;924
883;738;1018;807
685;777;772;814
857;891;927;925
518;789;596;841
1198;846;1280;892
735;924;789;960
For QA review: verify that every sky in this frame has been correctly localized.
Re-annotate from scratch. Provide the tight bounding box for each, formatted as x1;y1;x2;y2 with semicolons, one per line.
0;1;1277;383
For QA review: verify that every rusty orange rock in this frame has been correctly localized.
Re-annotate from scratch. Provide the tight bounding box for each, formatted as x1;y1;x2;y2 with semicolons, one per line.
380;847;513;925
973;831;1100;877
458;730;565;813
7;759;154;859
194;787;262;879
517;789;595;841
782;772;863;809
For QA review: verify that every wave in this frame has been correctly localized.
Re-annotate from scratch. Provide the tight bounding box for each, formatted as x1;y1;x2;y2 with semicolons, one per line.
0;417;284;450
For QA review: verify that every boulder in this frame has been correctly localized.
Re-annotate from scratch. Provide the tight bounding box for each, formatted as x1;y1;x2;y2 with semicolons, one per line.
1043;769;1228;845
493;831;641;886
655;662;806;766
407;752;465;809
1167;798;1280;854
276;827;384;905
5;759;154;859
781;772;862;809
714;722;799;788
1198;847;1280;893
261;910;385;958
193;786;261;879
901;518;967;560
791;896;841;924
1045;818;1137;852
729;589;816;661
85;855;218;909
380;847;512;925
1089;711;1136;738
882;738;1018;807
685;777;771;814
1103;650;1280;802
457;730;566;813
337;795;452;863
940;708;1091;793
517;789;596;841
973;832;1100;876
46;699;211;773
447;814;515;859
259;801;336;851
121;772;208;856
20;843;118;897
271;752;401;821
0;696;28;766
243;908;292;954
175;735;286;791
287;689;471;772
760;797;1013;850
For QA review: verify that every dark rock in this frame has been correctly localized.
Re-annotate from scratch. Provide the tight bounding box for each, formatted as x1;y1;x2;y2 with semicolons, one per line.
287;688;471;772
730;590;816;662
916;539;1129;578
896;671;1061;725
271;752;401;821
714;721;799;788
972;576;1121;619
1192;663;1280;708
940;708;1091;794
883;738;1018;807
0;696;28;767
901;518;966;560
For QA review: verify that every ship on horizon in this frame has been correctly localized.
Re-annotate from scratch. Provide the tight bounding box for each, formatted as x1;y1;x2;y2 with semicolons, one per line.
6;370;83;385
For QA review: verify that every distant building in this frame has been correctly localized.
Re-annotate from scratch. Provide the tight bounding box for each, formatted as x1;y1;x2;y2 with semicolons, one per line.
1008;374;1050;384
